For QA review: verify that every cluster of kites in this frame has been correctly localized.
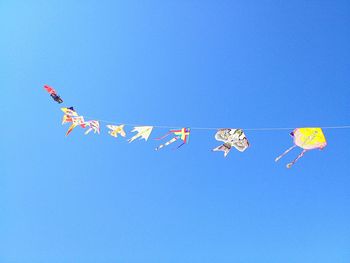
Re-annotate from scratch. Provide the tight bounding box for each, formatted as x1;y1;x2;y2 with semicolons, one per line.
44;85;328;168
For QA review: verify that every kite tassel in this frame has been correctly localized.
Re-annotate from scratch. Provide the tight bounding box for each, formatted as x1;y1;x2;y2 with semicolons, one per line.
174;141;185;150
275;145;296;162
286;149;307;168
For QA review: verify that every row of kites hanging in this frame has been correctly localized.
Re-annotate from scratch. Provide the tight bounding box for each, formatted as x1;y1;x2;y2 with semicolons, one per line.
44;85;327;168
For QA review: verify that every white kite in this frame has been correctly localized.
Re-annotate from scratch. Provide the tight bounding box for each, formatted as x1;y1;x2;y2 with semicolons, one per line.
212;128;249;157
107;124;126;138
84;120;100;135
128;126;153;143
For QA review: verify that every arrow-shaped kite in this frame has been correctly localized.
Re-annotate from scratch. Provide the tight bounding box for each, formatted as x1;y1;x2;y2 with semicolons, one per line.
128;126;153;143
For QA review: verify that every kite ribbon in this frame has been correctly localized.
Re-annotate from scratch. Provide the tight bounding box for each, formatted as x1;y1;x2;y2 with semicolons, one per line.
155;137;179;151
154;132;172;141
287;149;307;168
66;124;77;136
275;145;296;162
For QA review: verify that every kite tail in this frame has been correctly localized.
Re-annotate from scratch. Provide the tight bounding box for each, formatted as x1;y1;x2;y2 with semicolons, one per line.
286;149;307;168
155;137;178;151
154;132;172;141
275;145;297;162
84;128;92;135
66;124;77;136
176;142;185;149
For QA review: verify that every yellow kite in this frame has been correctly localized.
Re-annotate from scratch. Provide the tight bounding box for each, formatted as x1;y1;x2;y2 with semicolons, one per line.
275;128;327;168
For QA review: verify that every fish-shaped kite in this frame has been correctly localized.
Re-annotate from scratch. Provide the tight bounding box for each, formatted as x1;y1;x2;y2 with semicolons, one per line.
275;127;327;168
44;85;63;104
212;128;249;157
65;116;85;136
61;107;77;116
60;107;86;136
61;107;79;124
106;124;126;138
155;128;190;151
128;126;153;143
84;120;100;135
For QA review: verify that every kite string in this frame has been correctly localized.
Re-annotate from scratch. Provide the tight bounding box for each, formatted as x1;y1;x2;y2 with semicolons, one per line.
84;115;350;131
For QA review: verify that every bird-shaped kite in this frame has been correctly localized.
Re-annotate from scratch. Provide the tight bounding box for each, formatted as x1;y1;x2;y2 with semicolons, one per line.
84;120;100;135
44;85;63;103
155;128;190;151
128;126;153;143
275;127;327;168
106;124;126;138
212;128;249;157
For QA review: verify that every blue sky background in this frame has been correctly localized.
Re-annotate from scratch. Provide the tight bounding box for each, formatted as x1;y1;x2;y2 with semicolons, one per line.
1;1;350;262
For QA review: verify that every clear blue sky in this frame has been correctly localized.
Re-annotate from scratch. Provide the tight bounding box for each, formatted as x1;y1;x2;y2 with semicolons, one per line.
1;1;350;262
